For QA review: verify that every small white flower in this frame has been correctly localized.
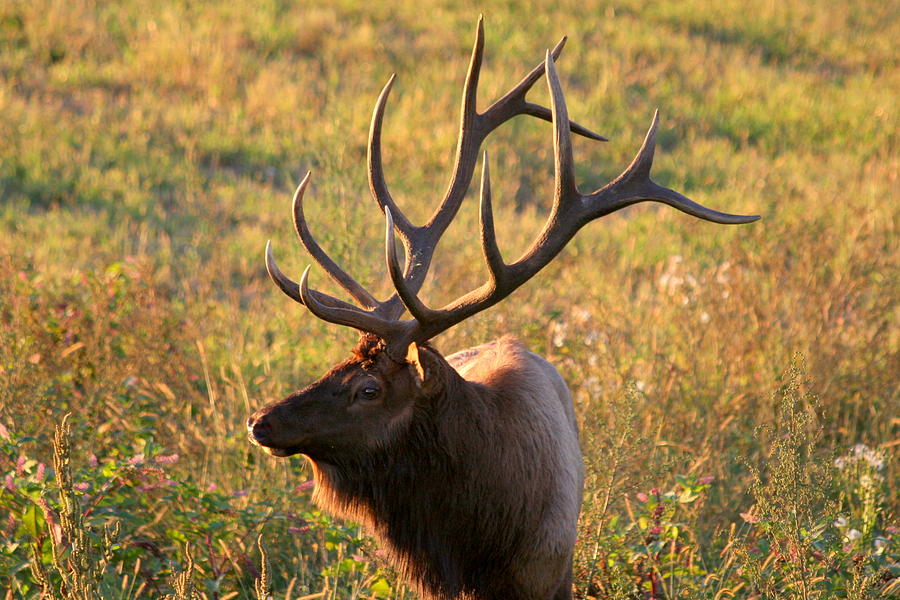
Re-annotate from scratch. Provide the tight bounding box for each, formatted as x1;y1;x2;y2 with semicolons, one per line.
833;517;848;528
844;529;862;543
834;457;846;469
551;322;567;348
573;307;592;322
699;312;711;324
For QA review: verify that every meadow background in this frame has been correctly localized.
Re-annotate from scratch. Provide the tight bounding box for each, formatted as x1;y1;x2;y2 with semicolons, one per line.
0;0;897;598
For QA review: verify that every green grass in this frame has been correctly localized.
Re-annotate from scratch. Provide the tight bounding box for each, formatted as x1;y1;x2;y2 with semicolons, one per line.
0;0;897;598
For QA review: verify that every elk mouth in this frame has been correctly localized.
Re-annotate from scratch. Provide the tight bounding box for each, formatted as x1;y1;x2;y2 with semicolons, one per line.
247;419;305;458
261;444;303;458
247;434;304;458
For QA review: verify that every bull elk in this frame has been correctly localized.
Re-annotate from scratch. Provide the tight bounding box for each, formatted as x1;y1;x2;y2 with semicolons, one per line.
247;18;758;600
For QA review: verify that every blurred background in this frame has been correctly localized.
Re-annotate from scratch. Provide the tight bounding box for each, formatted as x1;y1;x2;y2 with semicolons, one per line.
0;0;896;597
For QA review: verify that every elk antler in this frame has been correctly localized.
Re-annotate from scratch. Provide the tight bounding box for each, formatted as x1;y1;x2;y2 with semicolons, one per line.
267;21;759;361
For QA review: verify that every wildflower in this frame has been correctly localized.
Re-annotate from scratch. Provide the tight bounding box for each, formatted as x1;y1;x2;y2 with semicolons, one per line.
88;454;98;468
35;463;45;482
3;474;15;491
37;497;62;545
154;454;180;465
127;453;145;466
73;482;89;492
834;517;848;528
15;455;26;475
699;312;711;324
837;443;886;471
699;476;715;485
636;492;649;503
573;307;592;322
844;529;862;543
295;480;315;493
0;422;10;441
207;483;218;492
649;527;662;536
551;322;567;348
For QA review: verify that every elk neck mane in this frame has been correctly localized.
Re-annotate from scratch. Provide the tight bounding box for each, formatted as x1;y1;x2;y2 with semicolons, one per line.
308;335;557;598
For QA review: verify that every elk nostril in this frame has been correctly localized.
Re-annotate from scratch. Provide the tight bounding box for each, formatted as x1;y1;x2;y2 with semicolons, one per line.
250;419;272;444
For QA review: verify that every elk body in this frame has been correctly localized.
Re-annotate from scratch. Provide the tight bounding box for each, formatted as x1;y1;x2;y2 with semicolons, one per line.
247;19;757;600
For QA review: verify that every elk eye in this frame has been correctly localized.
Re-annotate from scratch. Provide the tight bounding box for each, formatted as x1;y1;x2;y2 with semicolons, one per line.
357;386;379;401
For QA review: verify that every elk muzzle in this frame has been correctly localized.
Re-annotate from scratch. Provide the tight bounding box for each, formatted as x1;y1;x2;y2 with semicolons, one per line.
247;404;304;458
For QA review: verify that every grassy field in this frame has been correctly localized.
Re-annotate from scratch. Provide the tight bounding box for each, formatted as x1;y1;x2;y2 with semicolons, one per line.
0;0;897;598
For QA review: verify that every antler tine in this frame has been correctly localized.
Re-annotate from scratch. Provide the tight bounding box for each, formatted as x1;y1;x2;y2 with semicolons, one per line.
367;74;415;237
265;239;304;304
479;36;606;142
298;265;412;341
418;15;487;239
585;111;761;224
545;50;579;205
478;152;506;287
291;172;381;310
265;242;372;313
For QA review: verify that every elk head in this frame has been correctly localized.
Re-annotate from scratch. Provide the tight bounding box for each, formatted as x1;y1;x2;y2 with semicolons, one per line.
248;334;438;462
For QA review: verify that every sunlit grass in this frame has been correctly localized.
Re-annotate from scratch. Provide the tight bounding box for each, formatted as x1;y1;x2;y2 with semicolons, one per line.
0;0;897;597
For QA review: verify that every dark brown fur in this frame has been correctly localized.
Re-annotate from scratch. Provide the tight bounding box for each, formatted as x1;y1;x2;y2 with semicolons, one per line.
248;335;582;600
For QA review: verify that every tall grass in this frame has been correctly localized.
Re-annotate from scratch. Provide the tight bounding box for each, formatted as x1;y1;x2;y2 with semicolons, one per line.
0;0;896;597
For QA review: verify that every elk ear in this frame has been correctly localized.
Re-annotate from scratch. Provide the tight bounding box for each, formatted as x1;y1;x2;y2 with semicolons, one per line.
405;342;427;388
